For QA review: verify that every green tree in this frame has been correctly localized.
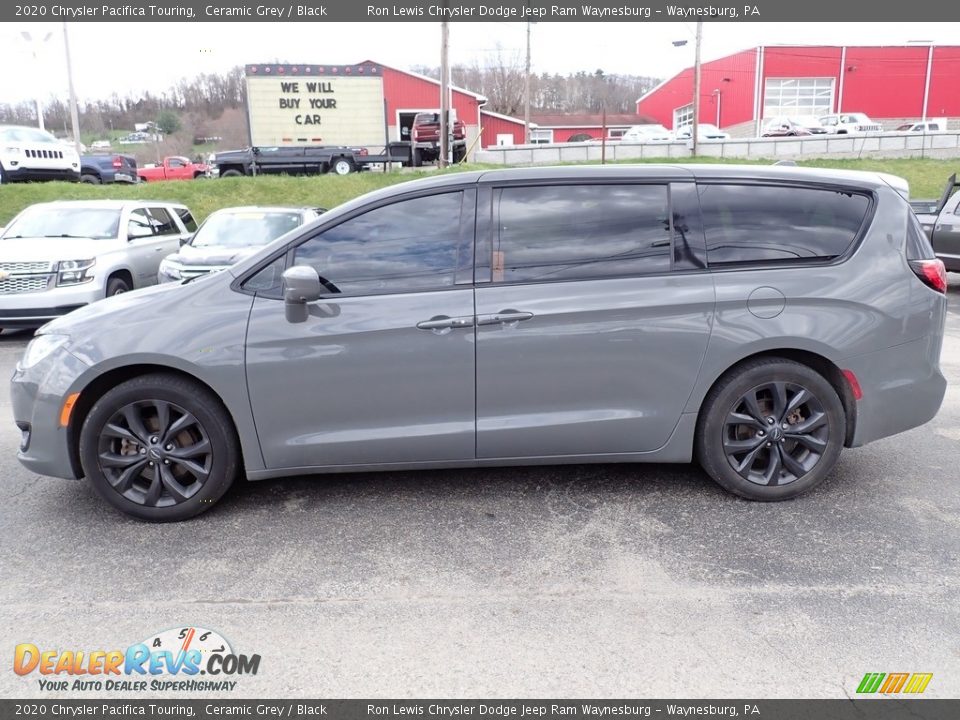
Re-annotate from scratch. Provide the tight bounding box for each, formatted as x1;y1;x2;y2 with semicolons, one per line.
156;109;181;135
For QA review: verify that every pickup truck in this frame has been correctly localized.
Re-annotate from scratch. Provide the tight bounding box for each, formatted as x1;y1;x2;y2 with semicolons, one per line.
409;112;467;166
915;173;960;272
138;156;210;182
213;145;375;177
80;154;138;184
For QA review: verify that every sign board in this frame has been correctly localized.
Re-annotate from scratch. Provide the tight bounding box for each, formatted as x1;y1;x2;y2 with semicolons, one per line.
245;64;386;146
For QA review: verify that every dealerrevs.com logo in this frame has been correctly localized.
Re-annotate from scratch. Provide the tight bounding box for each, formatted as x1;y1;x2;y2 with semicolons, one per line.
13;626;260;692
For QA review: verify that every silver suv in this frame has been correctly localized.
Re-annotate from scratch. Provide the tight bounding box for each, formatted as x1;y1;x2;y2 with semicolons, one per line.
11;165;948;521
0;200;195;328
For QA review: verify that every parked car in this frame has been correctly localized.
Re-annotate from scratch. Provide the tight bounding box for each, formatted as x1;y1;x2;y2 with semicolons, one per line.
0;200;195;329
763;116;828;136
90;140;112;150
895;118;947;133
0;125;80;183
409;112;467;166
673;123;731;141
9;165;947;521
620;124;674;143
817;113;882;135
158;206;324;283
915;173;960;272
138;156;210;182
80;154;138;184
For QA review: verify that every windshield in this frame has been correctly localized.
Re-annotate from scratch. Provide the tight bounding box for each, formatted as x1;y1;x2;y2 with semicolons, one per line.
2;207;120;240
0;127;60;144
191;211;303;249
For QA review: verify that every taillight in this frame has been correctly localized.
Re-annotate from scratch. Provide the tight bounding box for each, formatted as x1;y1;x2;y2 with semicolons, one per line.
412;128;420;142
909;259;947;294
112;156;122;168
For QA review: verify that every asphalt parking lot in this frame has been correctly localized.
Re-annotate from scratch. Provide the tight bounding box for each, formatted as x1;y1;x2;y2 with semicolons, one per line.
1;279;959;700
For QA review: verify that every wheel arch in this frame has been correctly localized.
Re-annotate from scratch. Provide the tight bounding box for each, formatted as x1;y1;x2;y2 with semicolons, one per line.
67;364;248;481
106;267;134;291
693;348;858;448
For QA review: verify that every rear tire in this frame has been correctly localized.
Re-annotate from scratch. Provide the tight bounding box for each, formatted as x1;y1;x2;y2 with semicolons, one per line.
79;374;239;521
696;357;844;501
412;148;423;167
106;276;131;297
332;157;353;175
80;174;101;184
220;169;243;178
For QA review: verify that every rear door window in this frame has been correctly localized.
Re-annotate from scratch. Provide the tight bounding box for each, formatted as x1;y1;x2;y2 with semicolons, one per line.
698;184;870;265
491;184;672;283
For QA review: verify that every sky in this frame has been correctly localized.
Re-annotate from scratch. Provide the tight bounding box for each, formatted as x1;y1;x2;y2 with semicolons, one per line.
1;21;957;106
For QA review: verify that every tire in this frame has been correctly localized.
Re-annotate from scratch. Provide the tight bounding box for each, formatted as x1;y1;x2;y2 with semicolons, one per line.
0;163;7;184
695;357;845;501
220;169;243;178
452;146;466;163
106;276;131;297
331;157;353;176
412;148;423;168
79;373;239;521
80;173;101;184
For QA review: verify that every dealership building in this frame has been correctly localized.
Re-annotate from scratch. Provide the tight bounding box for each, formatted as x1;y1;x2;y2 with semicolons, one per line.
636;44;960;136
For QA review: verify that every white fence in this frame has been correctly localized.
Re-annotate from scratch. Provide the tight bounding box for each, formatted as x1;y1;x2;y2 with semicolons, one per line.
475;132;960;165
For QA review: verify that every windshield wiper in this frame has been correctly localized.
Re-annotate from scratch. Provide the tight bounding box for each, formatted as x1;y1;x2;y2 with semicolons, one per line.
41;234;89;239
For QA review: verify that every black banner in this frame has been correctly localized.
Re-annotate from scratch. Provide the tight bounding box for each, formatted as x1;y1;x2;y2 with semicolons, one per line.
1;700;959;720
6;0;960;23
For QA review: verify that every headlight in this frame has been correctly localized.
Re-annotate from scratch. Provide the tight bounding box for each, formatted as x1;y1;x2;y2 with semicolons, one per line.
20;334;70;370
158;258;182;280
57;258;96;286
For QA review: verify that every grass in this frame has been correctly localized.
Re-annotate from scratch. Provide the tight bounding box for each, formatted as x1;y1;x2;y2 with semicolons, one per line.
1;157;958;226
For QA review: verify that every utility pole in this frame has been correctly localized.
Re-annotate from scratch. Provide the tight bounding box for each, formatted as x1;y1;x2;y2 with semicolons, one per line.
524;20;532;144
63;23;82;158
439;20;450;168
20;31;53;131
692;21;702;157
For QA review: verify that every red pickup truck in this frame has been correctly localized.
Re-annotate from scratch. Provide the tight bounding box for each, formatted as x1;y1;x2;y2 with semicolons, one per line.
410;113;467;166
138;156;210;182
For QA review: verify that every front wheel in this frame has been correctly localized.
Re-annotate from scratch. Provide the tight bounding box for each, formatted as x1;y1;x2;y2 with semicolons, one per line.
220;169;243;178
79;374;239;521
106;276;130;297
696;358;845;501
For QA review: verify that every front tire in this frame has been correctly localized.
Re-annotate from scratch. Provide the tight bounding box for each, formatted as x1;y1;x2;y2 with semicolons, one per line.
696;358;844;501
79;374;239;521
220;169;243;178
106;276;130;297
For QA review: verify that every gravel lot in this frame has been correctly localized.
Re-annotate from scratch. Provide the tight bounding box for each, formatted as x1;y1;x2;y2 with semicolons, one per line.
1;279;958;699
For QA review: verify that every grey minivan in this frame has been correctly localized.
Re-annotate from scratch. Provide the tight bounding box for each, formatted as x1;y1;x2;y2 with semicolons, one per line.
11;165;948;521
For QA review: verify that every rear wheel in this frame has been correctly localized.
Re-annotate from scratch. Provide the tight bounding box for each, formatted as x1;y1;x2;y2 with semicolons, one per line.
79;374;239;521
696;358;844;501
80;174;101;184
331;157;353;175
220;169;243;178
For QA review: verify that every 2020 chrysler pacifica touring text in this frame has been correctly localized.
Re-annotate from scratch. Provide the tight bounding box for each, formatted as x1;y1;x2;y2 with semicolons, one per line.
11;165;948;521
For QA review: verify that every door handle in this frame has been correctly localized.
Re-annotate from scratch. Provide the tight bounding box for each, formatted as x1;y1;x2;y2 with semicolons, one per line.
416;315;475;331
476;310;535;326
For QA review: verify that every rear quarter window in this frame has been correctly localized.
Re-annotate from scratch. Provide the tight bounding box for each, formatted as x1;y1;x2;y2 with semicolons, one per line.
699;183;871;266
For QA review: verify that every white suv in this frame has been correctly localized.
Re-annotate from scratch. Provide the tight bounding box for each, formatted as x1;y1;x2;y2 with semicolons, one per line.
0;126;80;183
620;124;673;143
0;200;194;329
817;113;882;135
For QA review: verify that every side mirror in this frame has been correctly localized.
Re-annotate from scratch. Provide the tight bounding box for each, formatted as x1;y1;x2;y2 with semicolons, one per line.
179;234;193;247
282;265;323;323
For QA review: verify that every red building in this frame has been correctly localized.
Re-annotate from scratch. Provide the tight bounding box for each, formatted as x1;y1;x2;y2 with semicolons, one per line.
636;45;960;136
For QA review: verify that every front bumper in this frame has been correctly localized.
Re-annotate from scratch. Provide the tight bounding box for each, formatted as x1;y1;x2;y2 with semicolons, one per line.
11;343;91;480
4;167;80;183
0;281;104;326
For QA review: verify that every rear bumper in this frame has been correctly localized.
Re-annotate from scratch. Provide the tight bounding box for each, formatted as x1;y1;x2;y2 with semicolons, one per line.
846;334;947;447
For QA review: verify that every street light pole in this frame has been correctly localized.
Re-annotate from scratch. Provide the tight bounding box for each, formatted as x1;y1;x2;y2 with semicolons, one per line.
439;20;450;168
20;31;53;131
62;23;82;158
524;20;531;144
692;21;702;157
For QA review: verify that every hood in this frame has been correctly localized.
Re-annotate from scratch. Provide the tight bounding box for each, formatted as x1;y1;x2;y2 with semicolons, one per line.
0;236;111;262
173;243;261;266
